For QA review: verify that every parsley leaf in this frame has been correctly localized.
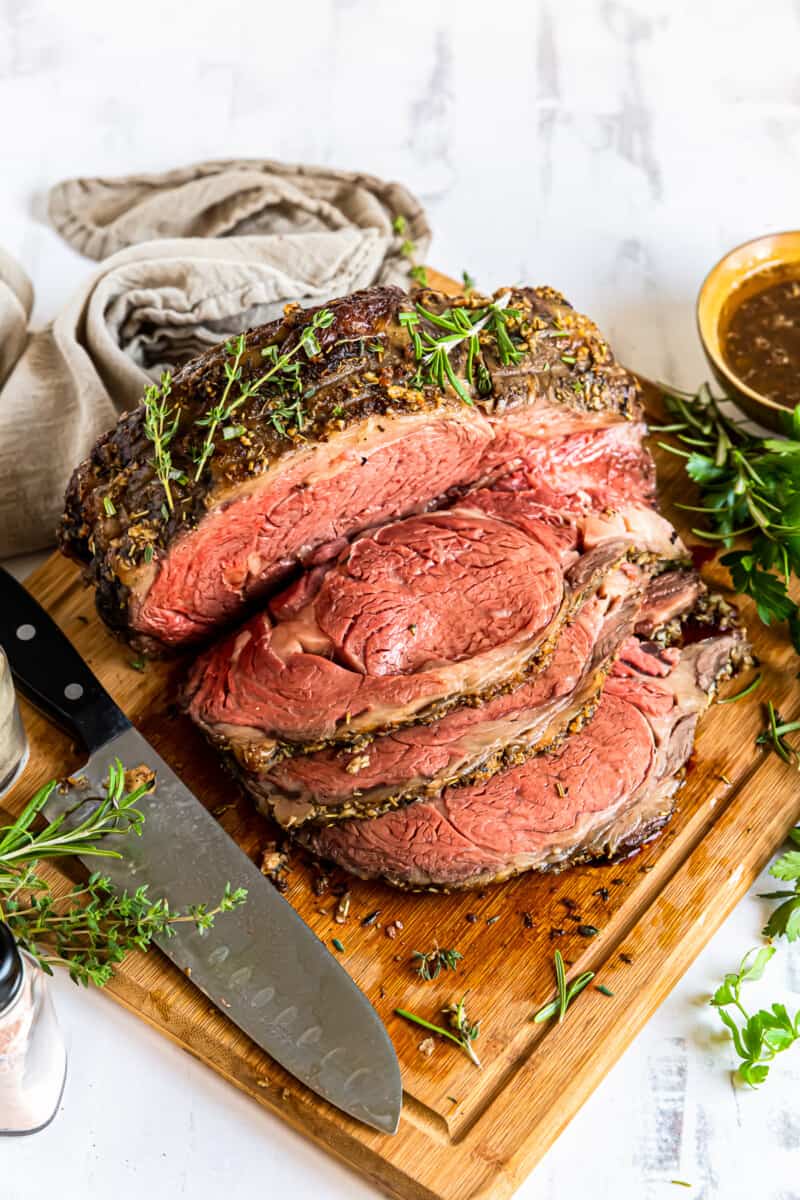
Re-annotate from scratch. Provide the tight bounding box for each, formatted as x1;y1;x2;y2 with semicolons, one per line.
710;946;800;1086
759;825;800;941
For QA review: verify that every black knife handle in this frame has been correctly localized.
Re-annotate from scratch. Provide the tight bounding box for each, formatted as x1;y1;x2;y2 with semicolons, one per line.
0;567;129;754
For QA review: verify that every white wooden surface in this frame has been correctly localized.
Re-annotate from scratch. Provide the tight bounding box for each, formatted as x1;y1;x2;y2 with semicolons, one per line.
2;1;800;1196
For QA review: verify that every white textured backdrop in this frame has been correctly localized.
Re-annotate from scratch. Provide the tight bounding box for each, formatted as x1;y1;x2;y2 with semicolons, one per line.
2;2;799;1197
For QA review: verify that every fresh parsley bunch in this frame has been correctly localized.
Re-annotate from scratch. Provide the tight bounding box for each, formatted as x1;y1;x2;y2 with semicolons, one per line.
710;825;800;1086
659;384;800;650
0;762;246;987
711;945;800;1086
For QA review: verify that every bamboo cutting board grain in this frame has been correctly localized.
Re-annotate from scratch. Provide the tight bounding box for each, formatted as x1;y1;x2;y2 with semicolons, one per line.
4;270;800;1200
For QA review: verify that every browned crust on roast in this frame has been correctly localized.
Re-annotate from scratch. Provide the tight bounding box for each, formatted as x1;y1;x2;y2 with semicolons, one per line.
59;284;641;641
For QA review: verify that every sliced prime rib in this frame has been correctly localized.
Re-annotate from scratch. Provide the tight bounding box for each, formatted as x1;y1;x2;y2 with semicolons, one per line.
183;481;648;763
247;565;645;828
298;630;746;889
183;445;691;763
59;284;640;652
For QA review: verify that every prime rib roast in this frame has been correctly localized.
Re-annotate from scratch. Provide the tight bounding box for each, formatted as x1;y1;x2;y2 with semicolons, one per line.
59;284;638;654
60;282;748;889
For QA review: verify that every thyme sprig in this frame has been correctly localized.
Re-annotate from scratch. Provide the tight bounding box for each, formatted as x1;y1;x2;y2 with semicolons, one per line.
192;334;248;481
401;293;522;406
411;945;463;982
143;370;180;511
192;308;335;479
711;946;800;1086
0;762;246;986
395;993;482;1068
657;383;800;650
393;215;427;287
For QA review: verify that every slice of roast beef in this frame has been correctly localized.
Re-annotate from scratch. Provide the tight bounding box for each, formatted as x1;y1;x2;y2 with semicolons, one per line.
248;565;645;828
59;284;640;652
298;630;746;889
184;487;640;765
634;568;706;637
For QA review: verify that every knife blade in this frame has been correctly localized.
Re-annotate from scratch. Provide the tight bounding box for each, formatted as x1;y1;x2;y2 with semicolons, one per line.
0;567;402;1134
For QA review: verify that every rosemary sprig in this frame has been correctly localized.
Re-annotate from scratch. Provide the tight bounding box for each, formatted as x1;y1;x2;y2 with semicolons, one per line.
756;701;800;767
401;293;522;406
657;383;800;650
533;949;595;1023
411;945;463;982
717;673;762;704
395;993;482;1068
193;309;334;480
143;370;180;511
0;763;246;986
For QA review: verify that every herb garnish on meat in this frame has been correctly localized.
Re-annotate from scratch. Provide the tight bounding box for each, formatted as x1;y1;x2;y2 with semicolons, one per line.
400;293;524;406
143;369;180;512
192;307;335;480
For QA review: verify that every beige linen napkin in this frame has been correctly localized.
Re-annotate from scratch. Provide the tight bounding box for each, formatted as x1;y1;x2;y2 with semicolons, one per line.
0;160;430;558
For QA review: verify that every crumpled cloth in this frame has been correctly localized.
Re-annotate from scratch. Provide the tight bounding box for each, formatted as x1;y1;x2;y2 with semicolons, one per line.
0;159;430;557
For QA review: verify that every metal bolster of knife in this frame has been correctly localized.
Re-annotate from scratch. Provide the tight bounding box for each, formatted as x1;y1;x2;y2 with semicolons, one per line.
0;567;130;753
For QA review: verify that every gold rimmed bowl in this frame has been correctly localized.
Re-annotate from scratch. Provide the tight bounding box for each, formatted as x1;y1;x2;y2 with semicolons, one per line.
697;230;800;432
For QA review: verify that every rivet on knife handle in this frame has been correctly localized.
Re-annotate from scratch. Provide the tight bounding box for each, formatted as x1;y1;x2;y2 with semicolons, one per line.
0;567;129;753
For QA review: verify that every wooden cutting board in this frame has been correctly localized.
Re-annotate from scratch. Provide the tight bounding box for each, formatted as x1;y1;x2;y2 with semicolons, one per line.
4;270;800;1200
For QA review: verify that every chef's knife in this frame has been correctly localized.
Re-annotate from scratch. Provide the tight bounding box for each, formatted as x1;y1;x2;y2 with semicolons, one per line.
0;568;402;1134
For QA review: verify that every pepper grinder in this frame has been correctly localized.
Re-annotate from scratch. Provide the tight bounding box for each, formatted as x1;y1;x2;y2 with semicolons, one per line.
0;921;67;1135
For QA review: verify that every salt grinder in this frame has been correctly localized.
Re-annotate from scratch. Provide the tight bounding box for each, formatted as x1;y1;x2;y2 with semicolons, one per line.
0;921;67;1135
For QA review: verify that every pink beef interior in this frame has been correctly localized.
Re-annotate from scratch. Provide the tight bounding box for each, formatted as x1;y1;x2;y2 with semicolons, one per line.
302;690;654;888
184;501;573;746
264;595;609;810
134;416;650;649
299;634;741;888
134;411;495;646
314;512;564;676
